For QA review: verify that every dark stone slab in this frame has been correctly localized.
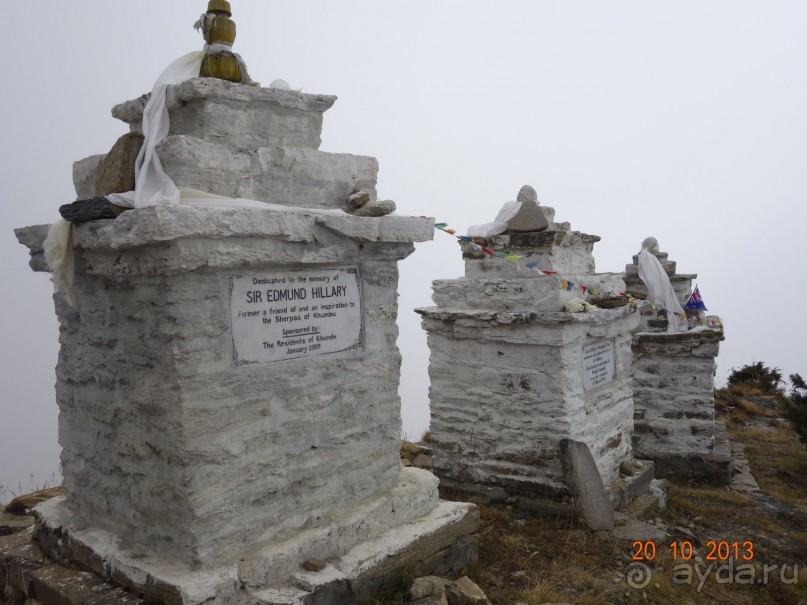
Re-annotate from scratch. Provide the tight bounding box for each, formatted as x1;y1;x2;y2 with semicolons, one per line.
59;198;127;224
31;564;144;605
560;439;615;531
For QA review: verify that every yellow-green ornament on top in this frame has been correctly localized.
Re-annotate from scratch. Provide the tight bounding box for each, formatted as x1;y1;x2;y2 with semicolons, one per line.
194;1;254;84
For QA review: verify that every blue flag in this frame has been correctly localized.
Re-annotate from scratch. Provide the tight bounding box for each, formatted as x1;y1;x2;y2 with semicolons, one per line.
684;285;708;311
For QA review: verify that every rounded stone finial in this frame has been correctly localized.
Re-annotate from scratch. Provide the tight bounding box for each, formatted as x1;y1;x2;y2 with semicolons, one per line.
517;185;538;204
641;237;659;253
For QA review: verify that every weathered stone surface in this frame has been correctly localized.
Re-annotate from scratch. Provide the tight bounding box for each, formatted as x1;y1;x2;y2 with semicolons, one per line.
16;207;434;276
156;135;379;210
93;132;144;196
641;237;660;254
446;576;490;605
111;78;336;151
13;225;51;273
506;194;548;233
611;520;669;543
349;200;396;217
410;576;451;600
72;154;105;199
17;193;473;603
303;559;327;572
347;189;372;210
624;241;696;310
17;72;474;604
516;185;538;204
0;530;43;598
560;440;615;531
410;595;448;605
462;230;601;276
419;301;638;495
430;274;626;314
606;460;655;510
620;460;638;476
31;564;144;605
59;198;126;224
632;330;724;473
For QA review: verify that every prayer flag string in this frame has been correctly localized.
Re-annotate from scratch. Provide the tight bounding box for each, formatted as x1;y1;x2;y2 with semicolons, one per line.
433;222;695;319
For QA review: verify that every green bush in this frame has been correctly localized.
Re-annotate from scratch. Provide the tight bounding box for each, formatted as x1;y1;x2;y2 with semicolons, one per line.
785;373;807;446
727;361;784;395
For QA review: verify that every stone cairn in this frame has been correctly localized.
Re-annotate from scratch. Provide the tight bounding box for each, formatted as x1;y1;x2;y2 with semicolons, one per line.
417;187;653;525
13;7;478;604
625;238;731;483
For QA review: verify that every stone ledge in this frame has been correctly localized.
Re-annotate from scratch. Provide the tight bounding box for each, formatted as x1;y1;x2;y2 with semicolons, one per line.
157;135;379;209
0;528;145;605
416;304;637;326
111;79;337;151
32;469;476;605
14;208;434;274
112;79;337;125
634;328;725;344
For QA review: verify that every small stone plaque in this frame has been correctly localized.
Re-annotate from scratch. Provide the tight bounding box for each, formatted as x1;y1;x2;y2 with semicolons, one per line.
582;339;615;390
228;266;363;365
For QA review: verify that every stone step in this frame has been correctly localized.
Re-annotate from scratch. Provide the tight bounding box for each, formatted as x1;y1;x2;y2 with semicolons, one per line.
0;529;145;605
625;259;676;277
250;501;478;605
631;251;669;265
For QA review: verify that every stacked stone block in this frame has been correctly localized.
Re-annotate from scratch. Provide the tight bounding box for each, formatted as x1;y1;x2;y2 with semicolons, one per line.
625;240;730;482
16;79;478;604
419;205;640;507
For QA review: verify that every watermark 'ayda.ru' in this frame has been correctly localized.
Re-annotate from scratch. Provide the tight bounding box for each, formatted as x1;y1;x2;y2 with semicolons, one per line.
626;560;801;592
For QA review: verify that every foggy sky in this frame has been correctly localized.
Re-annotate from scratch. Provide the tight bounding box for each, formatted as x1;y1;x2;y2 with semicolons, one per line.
2;1;805;499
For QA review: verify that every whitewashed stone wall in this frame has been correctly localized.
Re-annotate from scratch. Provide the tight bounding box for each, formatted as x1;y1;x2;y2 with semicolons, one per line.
419;221;639;502
18;205;480;603
16;79;480;603
36;206;428;566
76;78;379;210
633;331;724;461
625;241;729;482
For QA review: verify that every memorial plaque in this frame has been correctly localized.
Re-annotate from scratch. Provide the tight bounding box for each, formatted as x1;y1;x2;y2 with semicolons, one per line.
228;266;363;365
582;339;615;390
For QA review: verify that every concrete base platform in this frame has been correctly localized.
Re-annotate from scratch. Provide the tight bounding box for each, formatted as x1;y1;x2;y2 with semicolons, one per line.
0;528;146;605
30;469;478;605
647;421;733;485
438;460;657;520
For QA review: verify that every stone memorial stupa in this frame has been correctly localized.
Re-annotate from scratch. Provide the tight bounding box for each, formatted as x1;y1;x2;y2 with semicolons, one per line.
625;238;730;483
14;4;477;603
417;187;648;519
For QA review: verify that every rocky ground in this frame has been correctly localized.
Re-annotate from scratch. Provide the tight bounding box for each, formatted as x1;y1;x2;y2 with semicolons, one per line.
384;386;807;605
3;387;805;605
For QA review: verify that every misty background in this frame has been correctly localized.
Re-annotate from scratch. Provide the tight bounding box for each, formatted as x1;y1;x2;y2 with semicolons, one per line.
2;1;805;500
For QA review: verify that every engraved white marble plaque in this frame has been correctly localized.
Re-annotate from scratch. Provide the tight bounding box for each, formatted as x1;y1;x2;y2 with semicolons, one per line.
228;266;363;365
582;339;615;391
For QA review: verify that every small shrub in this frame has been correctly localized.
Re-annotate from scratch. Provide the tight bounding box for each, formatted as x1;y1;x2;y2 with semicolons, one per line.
727;361;784;395
784;373;807;446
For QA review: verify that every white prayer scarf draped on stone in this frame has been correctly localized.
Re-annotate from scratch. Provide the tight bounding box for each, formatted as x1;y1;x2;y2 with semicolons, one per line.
637;249;687;333
47;50;299;305
467;201;524;237
107;51;205;209
43;220;76;308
